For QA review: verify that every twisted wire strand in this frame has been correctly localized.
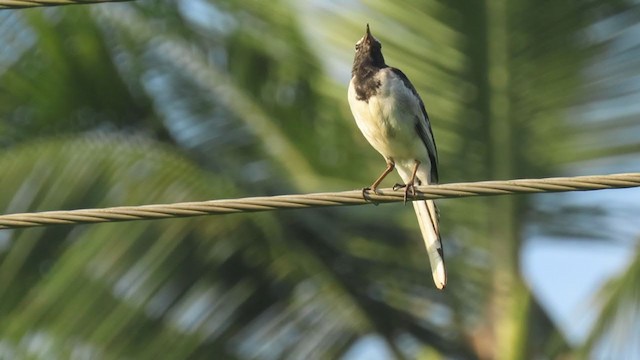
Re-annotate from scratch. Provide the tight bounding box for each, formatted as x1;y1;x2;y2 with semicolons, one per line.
0;0;130;9
1;173;639;230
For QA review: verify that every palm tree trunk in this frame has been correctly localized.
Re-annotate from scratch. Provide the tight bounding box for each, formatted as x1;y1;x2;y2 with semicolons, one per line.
485;1;528;359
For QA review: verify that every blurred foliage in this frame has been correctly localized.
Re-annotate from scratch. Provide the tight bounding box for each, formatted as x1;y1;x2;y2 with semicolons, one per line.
579;241;640;357
0;0;639;359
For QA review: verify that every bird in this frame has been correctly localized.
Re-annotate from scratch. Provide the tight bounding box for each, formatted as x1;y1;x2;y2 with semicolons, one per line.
347;24;446;289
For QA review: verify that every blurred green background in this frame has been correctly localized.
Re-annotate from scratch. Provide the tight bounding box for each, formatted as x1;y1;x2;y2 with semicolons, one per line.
1;0;639;359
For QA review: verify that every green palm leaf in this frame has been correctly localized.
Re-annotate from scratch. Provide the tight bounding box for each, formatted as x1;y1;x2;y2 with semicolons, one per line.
1;0;639;359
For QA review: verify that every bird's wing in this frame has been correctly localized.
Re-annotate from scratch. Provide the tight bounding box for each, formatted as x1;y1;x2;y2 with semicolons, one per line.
388;68;439;183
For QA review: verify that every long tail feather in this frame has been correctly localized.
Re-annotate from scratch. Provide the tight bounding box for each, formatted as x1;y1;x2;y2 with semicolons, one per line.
412;199;446;289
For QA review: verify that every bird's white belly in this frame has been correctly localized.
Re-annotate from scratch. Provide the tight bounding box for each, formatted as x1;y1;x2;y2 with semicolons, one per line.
348;82;425;162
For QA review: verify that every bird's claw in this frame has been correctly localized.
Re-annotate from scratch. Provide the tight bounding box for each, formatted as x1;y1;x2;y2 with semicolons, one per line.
404;184;416;204
393;183;416;205
361;187;380;206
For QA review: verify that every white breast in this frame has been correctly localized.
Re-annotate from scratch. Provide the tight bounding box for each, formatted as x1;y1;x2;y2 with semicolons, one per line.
347;70;429;165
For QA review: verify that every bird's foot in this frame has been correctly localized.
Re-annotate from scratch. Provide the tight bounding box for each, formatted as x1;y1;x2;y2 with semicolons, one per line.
362;186;380;206
393;183;416;205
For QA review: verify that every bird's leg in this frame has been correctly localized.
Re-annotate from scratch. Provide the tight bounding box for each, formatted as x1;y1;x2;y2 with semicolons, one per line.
362;160;395;200
369;161;395;192
393;160;420;204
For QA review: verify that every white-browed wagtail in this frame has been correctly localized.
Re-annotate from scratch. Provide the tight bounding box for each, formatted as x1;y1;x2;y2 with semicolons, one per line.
348;24;446;289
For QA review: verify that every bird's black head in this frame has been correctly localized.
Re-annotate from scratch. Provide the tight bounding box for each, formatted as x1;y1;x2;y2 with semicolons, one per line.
352;24;386;74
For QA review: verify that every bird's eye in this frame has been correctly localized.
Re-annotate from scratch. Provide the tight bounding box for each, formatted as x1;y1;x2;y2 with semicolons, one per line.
355;44;360;51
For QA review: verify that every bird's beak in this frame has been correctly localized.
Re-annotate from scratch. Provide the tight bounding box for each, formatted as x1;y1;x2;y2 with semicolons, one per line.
365;24;372;40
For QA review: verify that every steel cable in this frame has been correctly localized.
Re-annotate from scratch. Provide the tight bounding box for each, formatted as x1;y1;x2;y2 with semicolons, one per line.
0;0;130;9
1;173;639;230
